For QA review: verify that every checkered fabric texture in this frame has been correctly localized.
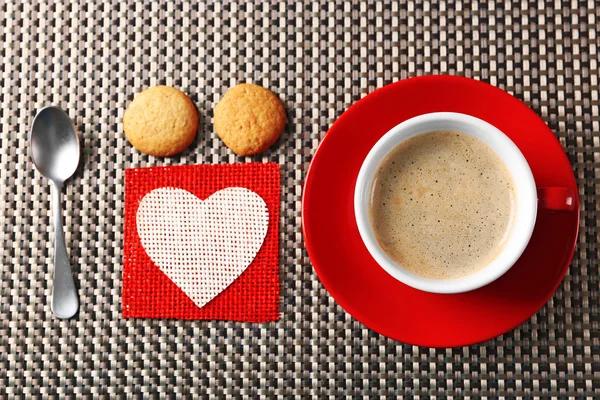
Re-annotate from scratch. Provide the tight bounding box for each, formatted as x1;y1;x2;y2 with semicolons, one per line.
0;0;598;398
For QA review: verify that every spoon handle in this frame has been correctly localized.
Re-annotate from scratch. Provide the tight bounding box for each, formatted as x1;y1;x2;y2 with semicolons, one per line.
51;182;79;319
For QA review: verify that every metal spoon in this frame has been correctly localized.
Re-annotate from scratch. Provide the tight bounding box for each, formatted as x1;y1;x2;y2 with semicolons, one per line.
30;106;80;319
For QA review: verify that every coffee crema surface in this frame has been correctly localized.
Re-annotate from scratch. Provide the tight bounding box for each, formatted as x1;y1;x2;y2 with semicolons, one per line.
369;131;516;280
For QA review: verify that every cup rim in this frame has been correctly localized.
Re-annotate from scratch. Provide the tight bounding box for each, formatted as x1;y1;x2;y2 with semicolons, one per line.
354;112;538;294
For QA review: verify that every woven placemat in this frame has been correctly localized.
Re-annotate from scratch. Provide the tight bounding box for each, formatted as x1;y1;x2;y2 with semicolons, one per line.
0;0;598;398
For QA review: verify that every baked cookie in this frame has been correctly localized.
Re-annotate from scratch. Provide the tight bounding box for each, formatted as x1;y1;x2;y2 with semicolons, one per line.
124;86;198;157
214;83;286;156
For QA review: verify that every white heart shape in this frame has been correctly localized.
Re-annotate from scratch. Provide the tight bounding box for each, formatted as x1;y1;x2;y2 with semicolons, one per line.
136;187;269;309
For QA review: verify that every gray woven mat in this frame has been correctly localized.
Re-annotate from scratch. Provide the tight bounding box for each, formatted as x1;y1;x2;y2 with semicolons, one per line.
1;0;598;398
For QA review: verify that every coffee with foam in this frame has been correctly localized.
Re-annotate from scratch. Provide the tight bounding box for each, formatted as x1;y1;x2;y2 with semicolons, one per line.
369;131;515;280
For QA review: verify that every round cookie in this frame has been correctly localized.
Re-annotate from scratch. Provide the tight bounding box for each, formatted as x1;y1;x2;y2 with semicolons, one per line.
214;83;286;156
124;86;198;157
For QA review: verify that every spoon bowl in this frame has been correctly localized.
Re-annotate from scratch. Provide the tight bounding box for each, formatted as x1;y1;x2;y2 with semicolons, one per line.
30;106;80;183
30;106;80;319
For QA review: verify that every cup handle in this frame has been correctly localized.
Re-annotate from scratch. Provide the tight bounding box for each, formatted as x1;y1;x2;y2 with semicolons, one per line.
537;187;576;212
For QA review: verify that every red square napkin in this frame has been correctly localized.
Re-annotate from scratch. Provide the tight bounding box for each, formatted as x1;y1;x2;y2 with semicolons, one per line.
123;163;280;321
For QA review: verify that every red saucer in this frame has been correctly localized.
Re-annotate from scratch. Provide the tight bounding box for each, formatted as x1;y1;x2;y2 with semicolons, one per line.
302;75;579;347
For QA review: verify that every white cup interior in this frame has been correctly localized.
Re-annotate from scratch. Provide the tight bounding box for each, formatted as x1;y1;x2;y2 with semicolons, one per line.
354;112;537;293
